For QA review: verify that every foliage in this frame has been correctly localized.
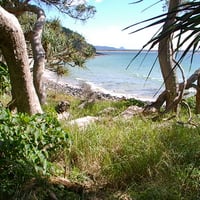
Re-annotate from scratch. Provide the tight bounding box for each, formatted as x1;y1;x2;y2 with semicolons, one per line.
125;1;200;67
0;0;96;21
43;19;96;68
0;107;68;198
0;61;10;95
19;14;96;70
36;0;96;21
52;93;199;200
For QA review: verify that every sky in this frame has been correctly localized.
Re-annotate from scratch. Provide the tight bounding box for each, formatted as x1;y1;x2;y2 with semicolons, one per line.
45;0;166;49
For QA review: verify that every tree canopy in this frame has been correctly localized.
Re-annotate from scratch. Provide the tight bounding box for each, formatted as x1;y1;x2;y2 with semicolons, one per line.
19;13;96;69
0;0;96;21
0;0;96;113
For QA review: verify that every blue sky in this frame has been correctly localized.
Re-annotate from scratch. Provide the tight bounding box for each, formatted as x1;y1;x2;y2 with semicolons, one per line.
45;0;165;49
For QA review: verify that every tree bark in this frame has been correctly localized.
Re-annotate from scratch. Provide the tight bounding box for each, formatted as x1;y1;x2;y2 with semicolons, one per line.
144;68;200;114
29;5;46;105
5;4;47;105
196;74;200;113
0;6;43;114
158;0;181;111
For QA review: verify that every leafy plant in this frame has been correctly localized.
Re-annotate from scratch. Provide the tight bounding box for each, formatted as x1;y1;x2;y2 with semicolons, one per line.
0;107;69;197
42;19;96;69
0;61;10;95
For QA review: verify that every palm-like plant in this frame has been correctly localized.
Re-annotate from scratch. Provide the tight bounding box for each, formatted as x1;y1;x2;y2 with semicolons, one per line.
126;1;200;58
125;1;200;114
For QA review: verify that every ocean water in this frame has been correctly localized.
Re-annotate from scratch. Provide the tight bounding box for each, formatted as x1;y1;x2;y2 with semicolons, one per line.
61;51;200;101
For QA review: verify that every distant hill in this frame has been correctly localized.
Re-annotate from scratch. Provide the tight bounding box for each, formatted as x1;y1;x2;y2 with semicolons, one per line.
95;46;126;51
95;46;159;52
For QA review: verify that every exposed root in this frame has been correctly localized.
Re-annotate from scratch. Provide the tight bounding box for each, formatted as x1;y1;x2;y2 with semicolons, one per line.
143;68;200;120
6;98;16;111
177;100;192;125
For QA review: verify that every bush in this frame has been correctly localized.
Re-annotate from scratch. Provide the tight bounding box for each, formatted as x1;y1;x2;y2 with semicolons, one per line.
0;107;68;198
0;61;10;95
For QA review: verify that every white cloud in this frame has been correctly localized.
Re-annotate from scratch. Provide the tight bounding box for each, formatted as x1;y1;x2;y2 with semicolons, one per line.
70;0;87;5
86;0;103;3
71;0;103;5
80;25;160;49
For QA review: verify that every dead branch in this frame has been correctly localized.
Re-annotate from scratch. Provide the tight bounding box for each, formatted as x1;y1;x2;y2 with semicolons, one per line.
23;176;89;197
49;177;88;193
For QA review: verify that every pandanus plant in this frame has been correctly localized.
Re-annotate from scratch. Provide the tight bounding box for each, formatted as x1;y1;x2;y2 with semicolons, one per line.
125;0;200;114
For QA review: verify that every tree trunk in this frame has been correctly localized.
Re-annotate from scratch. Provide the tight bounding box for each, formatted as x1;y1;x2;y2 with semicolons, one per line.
158;0;180;111
144;68;200;114
5;4;47;105
28;5;46;105
0;6;43;114
196;74;200;113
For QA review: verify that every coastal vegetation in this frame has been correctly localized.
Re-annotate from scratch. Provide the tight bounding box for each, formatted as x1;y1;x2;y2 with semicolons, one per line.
0;0;200;199
0;87;200;199
126;0;200;114
0;0;96;112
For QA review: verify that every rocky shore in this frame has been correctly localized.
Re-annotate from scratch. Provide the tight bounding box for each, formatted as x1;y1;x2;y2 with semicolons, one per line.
43;70;152;104
44;74;123;101
44;70;151;127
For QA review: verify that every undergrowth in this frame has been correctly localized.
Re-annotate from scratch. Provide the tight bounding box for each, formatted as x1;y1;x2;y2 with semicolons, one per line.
61;94;199;200
0;92;199;199
64;116;200;200
0;107;69;199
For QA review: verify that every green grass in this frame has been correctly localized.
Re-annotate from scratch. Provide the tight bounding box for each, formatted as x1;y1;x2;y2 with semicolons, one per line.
44;93;199;199
63;118;200;199
1;92;200;199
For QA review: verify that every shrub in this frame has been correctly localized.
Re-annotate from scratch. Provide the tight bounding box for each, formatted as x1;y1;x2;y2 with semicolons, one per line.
0;107;68;198
0;61;10;95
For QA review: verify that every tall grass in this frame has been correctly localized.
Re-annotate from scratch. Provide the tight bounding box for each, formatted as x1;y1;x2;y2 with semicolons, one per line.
56;95;200;199
1;90;199;199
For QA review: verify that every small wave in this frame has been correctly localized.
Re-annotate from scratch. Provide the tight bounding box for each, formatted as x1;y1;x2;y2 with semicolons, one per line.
76;78;85;81
73;79;159;101
130;73;162;82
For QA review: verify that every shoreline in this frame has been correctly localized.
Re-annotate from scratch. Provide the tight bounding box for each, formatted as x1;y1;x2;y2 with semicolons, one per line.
43;70;154;103
44;76;126;101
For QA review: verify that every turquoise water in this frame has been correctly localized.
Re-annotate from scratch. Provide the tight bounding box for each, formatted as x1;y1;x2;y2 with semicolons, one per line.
63;51;200;101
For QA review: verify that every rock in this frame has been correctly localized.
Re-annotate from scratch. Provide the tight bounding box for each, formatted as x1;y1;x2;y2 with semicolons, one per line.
116;105;143;120
57;111;70;121
98;107;116;115
55;101;70;114
68;116;99;129
143;105;157;115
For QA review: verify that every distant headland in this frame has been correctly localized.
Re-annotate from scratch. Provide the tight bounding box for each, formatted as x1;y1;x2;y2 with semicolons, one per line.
94;45;158;52
95;46;137;56
95;45;134;51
